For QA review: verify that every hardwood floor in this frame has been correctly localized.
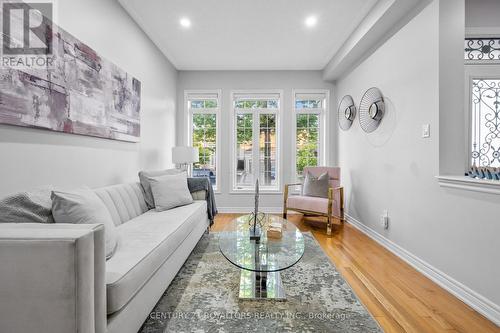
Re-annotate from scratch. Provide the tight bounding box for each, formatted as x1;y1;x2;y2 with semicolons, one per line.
212;213;499;333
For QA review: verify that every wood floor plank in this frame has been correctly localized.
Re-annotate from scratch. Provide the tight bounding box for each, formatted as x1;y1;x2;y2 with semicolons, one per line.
212;213;500;333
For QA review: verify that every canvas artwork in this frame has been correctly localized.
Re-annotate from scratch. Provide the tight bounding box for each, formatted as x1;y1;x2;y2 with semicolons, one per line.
0;21;141;142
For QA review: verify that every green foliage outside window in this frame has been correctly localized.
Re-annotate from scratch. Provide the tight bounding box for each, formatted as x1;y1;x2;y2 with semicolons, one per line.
236;114;253;143
296;143;318;175
190;99;218;109
296;114;319;176
192;114;216;169
295;99;322;109
235;100;278;109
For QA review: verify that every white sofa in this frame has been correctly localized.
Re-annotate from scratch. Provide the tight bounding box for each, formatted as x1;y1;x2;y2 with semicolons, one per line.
0;182;210;333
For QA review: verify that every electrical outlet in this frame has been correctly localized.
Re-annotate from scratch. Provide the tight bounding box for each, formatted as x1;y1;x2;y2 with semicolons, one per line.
381;210;389;229
422;124;430;138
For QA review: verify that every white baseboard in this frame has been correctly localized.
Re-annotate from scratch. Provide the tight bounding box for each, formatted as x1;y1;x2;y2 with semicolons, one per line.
217;207;283;214
346;214;500;327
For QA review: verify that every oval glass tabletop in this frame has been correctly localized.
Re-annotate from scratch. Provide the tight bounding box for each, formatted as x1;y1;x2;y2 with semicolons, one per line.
218;214;305;273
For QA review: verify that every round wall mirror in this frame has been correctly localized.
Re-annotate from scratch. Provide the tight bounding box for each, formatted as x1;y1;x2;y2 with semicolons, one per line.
368;101;383;120
338;95;356;130
359;88;385;133
345;106;355;120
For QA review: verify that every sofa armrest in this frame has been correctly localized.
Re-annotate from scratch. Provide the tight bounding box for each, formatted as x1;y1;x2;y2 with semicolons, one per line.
191;190;207;201
0;223;106;333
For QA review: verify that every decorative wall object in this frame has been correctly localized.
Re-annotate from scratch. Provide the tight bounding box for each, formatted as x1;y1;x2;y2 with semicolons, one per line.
0;23;141;142
359;87;385;133
464;38;500;62
337;95;356;130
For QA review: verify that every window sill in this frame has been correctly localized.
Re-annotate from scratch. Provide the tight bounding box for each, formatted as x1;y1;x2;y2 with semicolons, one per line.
436;175;500;195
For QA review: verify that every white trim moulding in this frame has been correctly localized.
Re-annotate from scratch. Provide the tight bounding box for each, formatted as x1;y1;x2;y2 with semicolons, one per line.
437;175;500;195
217;207;284;214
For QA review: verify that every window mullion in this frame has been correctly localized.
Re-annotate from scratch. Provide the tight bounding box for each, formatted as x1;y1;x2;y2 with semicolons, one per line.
318;112;322;165
253;111;260;185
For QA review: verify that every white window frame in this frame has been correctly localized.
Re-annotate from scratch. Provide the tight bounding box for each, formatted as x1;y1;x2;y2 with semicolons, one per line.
292;89;329;181
230;90;283;193
185;89;221;192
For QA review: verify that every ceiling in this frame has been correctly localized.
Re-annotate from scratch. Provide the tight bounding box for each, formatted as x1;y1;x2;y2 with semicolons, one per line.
119;0;378;70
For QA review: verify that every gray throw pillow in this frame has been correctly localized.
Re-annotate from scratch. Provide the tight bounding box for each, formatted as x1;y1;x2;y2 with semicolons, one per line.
139;168;182;208
51;187;118;260
302;171;329;198
148;172;193;211
0;187;56;223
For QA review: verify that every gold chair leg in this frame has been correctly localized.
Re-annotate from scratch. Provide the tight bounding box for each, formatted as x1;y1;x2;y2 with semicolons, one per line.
327;215;332;236
340;187;345;223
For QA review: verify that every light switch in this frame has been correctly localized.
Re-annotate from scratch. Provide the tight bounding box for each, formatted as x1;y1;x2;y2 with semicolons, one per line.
422;124;430;138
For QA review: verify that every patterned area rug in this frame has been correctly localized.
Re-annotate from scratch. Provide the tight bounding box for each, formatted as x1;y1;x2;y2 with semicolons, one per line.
139;232;382;333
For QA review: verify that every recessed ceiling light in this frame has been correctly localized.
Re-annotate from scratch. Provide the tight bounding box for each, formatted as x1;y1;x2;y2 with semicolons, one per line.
180;17;191;28
305;16;317;28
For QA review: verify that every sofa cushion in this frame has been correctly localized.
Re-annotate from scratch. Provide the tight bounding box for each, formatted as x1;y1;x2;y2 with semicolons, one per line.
287;195;329;214
105;200;207;314
93;183;148;226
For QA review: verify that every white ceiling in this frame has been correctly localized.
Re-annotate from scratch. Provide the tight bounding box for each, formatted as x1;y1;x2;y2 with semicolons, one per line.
119;0;378;70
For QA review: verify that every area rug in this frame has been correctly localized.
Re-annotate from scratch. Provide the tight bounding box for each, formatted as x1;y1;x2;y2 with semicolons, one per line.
139;232;382;333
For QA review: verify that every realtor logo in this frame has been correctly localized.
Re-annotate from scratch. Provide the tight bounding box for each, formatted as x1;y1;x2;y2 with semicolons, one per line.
1;1;53;68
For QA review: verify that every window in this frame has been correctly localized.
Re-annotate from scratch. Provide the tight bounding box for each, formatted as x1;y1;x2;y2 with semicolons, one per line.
294;91;327;180
232;92;280;191
470;79;500;167
465;34;500;170
186;91;220;190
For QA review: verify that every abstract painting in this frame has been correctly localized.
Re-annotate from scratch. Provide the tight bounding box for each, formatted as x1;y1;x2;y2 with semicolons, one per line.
0;21;141;142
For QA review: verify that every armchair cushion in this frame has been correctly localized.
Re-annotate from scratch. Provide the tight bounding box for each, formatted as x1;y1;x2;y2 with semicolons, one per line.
287;195;329;214
302;166;341;216
302;171;329;198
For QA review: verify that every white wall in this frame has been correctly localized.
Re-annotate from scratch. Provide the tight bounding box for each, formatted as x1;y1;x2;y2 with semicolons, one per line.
439;0;466;175
336;0;500;320
0;0;178;197
176;71;335;211
465;0;500;28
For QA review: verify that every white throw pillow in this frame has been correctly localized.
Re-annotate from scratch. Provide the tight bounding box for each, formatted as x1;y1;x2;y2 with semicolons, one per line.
51;187;118;259
148;172;193;211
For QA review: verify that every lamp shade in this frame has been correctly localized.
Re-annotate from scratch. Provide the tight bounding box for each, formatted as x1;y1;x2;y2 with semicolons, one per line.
172;146;199;164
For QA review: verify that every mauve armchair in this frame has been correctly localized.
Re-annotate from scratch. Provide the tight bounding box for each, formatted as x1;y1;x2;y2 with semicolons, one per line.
283;166;344;235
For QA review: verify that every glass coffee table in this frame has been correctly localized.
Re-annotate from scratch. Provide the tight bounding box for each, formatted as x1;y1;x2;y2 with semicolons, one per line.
218;214;305;300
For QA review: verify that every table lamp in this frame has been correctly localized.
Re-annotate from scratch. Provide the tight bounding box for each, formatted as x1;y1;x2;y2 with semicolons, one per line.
172;146;199;176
